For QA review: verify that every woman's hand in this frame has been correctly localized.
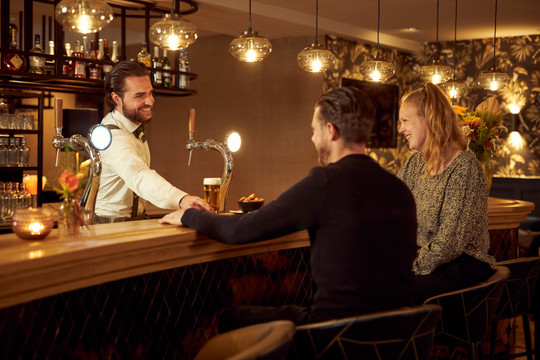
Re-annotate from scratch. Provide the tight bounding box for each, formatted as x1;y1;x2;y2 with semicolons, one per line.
159;210;186;225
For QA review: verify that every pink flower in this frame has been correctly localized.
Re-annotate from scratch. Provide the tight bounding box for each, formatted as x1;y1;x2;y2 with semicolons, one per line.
59;169;79;193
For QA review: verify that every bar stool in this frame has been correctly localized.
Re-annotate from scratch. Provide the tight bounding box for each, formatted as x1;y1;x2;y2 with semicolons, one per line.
287;304;442;360
423;265;510;360
194;320;295;360
489;257;540;360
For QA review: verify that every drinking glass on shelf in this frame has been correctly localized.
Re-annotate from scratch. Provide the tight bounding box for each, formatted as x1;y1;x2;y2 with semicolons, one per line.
23;114;34;130
8;114;17;129
0;114;9;129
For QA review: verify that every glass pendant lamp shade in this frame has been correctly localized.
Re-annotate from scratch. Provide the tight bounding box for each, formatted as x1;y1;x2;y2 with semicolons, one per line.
230;0;272;62
229;30;272;62
360;56;395;81
478;0;508;91
55;0;114;34
421;59;453;84
360;0;395;81
441;79;467;99
478;68;510;91
149;13;197;50
297;43;336;72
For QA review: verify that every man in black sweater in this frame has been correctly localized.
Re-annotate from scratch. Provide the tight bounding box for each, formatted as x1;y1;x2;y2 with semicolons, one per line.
160;87;417;327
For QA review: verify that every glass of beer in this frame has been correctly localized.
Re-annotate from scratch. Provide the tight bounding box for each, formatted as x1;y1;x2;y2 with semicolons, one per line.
203;177;221;212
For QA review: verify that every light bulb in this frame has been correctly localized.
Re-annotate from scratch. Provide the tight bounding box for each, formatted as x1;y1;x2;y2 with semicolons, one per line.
55;0;114;34
449;87;458;99
370;70;382;82
360;57;395;82
508;131;524;150
149;13;198;50
166;34;181;51
229;30;272;62
226;131;241;153
432;73;442;84
508;103;521;114
490;80;499;91
297;44;336;73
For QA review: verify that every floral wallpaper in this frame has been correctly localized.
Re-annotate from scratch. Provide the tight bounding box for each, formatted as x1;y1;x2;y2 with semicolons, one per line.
325;34;540;177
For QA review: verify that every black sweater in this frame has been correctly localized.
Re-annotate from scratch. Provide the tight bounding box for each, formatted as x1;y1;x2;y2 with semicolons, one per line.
182;154;418;323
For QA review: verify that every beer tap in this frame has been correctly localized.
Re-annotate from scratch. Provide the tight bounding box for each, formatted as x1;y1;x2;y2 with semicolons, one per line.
51;98;112;219
185;108;241;213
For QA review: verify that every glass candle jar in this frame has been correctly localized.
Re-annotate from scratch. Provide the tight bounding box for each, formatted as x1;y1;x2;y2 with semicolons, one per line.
11;207;55;240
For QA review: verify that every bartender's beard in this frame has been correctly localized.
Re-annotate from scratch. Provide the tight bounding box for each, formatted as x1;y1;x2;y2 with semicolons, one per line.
316;144;331;166
122;104;152;125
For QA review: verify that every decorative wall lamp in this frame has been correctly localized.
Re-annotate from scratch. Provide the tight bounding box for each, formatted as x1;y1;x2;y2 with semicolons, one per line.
229;0;272;62
360;0;395;82
55;0;114;34
297;0;336;72
478;0;509;91
421;0;452;84
149;0;198;51
441;0;466;99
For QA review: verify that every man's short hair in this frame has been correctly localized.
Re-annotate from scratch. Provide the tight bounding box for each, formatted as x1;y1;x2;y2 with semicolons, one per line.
315;87;376;146
104;61;149;111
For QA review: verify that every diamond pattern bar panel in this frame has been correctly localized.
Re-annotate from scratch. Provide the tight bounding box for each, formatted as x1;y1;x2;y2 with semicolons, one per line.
0;247;312;359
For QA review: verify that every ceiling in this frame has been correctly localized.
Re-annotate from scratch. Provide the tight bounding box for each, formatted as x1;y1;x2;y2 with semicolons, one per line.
177;0;540;52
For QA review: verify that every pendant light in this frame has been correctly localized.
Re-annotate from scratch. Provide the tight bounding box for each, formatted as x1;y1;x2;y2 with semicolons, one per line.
297;0;336;72
441;0;466;99
149;0;198;51
421;0;452;84
229;0;272;62
360;0;395;82
55;0;114;34
478;0;509;91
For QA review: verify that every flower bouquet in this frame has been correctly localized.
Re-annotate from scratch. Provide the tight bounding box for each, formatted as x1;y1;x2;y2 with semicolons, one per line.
457;96;507;189
54;160;91;235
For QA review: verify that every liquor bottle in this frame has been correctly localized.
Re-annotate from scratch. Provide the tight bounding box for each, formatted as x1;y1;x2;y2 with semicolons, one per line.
0;138;7;166
7;137;18;166
0;99;8;114
29;34;46;74
87;40;102;79
97;39;104;60
102;39;113;79
151;46;162;86
18;137;30;167
45;40;55;75
82;36;90;59
73;46;86;78
63;43;73;76
137;42;151;67
1;24;27;72
111;40;119;63
161;49;172;87
178;48;189;88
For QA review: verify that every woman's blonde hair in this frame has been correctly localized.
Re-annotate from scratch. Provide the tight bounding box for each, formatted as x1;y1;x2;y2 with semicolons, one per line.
401;83;467;176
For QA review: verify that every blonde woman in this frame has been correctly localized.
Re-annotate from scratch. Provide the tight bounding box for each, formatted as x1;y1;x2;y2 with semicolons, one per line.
397;83;495;303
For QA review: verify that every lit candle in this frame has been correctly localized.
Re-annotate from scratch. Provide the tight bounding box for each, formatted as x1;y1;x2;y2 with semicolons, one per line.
28;221;45;236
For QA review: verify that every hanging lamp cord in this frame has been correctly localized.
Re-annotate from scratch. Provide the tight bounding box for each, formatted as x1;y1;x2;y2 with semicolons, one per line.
314;0;319;45
376;0;380;57
493;0;498;69
452;0;457;78
435;0;440;59
248;0;252;32
171;0;174;15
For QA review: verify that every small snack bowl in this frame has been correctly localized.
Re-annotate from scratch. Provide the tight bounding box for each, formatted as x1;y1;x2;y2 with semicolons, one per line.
238;200;264;213
11;207;55;240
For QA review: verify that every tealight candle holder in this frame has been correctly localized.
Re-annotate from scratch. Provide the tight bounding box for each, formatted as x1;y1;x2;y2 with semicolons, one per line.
11;208;55;240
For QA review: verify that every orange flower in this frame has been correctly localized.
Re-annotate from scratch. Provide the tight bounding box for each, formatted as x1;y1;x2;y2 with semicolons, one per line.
59;169;79;192
453;105;468;116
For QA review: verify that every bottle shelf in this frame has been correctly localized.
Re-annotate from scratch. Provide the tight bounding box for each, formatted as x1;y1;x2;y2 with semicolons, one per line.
0;166;39;171
0;129;40;135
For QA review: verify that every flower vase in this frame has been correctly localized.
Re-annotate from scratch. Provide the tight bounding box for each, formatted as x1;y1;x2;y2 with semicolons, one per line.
58;198;81;236
481;159;493;193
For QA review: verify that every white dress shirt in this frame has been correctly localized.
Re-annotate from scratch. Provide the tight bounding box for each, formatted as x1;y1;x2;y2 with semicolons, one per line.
95;110;187;218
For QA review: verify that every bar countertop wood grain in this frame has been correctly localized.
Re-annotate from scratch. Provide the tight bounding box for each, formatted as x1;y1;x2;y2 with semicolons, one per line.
0;197;533;309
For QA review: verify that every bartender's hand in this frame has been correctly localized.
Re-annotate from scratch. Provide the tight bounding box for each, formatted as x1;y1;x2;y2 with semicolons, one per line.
159;210;185;225
179;195;214;212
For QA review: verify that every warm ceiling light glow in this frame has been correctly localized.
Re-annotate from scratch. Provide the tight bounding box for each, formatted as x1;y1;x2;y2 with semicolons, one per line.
229;30;272;62
297;44;336;72
149;13;198;50
360;0;395;82
55;0;114;34
441;80;467;99
297;0;336;73
230;0;272;62
421;0;452;84
478;0;509;91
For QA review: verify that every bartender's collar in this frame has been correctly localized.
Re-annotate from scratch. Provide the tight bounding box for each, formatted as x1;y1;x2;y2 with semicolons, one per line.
111;110;140;133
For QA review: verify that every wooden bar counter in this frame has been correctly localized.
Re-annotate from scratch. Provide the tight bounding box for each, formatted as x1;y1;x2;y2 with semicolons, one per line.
0;220;309;310
0;197;533;310
0;197;533;358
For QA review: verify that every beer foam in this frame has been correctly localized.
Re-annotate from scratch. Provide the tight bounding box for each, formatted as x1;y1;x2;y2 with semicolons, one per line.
203;177;221;186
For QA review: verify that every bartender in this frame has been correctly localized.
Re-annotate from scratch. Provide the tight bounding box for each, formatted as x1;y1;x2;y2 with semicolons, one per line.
94;61;212;223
